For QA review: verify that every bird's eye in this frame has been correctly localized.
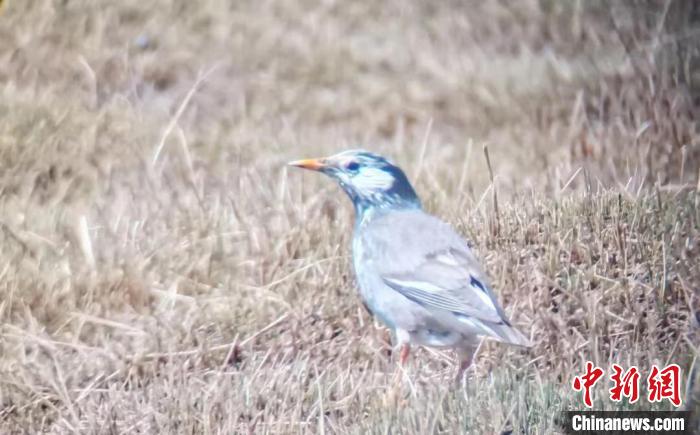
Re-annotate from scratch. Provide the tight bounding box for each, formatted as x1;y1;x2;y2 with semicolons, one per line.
346;162;360;171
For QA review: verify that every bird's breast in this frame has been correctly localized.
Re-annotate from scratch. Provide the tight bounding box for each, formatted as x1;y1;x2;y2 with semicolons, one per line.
351;232;380;308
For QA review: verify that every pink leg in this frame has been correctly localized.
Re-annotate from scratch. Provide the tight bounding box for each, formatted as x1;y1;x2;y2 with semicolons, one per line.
383;344;412;406
399;343;410;367
389;330;412;395
389;343;411;390
456;340;482;383
456;354;473;383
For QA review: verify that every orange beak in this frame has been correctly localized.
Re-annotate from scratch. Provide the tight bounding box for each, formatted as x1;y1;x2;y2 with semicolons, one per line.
287;157;329;171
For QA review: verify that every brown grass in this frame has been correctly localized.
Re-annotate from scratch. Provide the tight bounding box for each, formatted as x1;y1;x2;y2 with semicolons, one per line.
0;0;698;433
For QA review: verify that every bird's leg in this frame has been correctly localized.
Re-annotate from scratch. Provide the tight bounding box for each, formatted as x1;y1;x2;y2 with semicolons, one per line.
399;343;410;367
392;343;410;386
391;329;411;375
455;340;482;385
455;354;473;384
383;342;411;407
385;329;411;404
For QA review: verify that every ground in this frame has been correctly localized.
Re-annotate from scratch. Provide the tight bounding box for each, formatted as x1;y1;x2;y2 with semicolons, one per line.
0;0;698;433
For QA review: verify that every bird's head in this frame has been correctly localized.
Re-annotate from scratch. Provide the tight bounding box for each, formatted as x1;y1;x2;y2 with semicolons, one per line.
288;149;421;216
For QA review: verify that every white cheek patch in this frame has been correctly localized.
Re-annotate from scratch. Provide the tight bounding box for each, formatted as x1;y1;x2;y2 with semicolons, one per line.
336;172;351;185
351;167;395;194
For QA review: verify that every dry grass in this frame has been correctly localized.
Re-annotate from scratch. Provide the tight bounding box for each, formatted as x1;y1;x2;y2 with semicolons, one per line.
0;0;698;433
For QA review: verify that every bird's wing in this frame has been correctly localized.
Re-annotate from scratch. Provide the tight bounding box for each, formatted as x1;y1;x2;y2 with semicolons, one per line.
363;210;529;345
380;246;506;325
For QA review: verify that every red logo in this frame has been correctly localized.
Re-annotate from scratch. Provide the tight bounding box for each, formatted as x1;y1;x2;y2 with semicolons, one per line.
572;361;605;408
609;364;640;404
647;364;681;407
573;362;682;407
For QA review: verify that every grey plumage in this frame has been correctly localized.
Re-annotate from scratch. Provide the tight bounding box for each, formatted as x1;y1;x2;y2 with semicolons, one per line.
289;149;530;379
354;208;531;349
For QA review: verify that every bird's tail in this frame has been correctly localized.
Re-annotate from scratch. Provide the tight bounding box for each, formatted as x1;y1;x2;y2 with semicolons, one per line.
486;322;532;347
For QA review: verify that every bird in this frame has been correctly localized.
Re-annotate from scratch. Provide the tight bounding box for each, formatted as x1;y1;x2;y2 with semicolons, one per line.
288;149;531;382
